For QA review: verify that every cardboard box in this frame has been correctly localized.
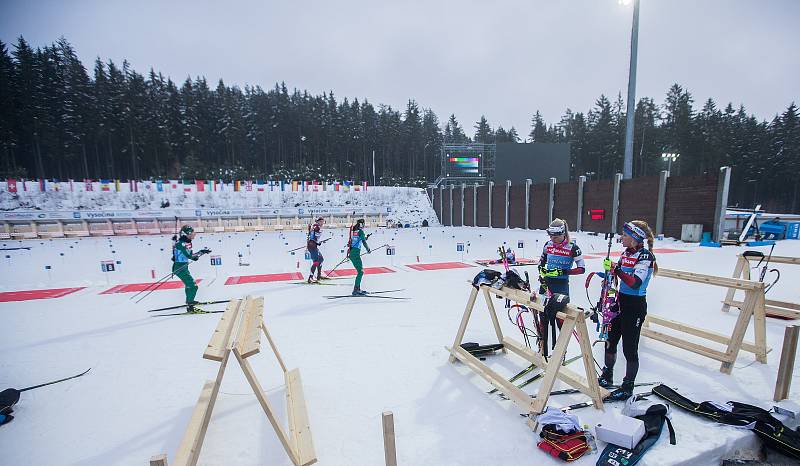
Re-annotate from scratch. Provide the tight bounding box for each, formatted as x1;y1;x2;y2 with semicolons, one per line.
595;411;646;450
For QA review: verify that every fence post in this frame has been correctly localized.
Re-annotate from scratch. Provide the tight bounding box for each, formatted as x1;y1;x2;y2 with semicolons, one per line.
774;325;799;401
382;411;398;466
525;178;532;230
488;181;494;228
461;183;466;226
505;180;511;228
473;183;478;226
449;184;454;226
656;170;670;237
611;173;622;233
548;177;556;225
576;175;585;231
713;166;732;242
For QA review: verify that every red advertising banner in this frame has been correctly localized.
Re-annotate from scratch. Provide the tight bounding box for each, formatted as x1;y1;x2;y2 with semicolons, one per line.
7;179;16;193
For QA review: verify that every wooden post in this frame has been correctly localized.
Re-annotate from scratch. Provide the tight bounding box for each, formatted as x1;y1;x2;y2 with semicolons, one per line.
576;176;585;231
449;287;479;363
547;178;556;225
721;256;747;313
525;178;532;230
150;454;169;466
382;411;398;466
774;325;799;401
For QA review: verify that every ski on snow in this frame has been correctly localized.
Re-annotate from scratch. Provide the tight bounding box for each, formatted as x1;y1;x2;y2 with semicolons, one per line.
496;355;582;399
151;308;226;317
146;299;229;312
533;381;660;398
324;289;407;300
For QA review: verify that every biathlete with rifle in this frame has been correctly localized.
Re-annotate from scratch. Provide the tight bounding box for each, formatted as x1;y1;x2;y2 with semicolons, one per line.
172;225;210;313
598;220;657;401
348;218;371;296
307;217;326;283
538;218;586;296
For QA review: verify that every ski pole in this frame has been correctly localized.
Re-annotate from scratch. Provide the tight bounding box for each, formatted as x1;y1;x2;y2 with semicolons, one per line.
324;255;352;278
288;237;331;253
134;251;209;303
129;265;186;300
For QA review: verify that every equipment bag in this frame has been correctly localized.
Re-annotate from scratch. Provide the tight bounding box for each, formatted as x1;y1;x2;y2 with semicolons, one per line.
472;269;502;288
653;384;800;460
537;424;590;462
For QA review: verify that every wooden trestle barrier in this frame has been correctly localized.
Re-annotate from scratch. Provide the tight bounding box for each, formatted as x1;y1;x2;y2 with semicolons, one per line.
641;268;770;374
149;296;317;466
448;283;609;425
721;254;800;320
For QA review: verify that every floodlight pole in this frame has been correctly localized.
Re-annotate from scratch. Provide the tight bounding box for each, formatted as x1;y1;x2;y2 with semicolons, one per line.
622;0;640;180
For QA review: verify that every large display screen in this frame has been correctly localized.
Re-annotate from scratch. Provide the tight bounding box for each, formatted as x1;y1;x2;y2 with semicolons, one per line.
445;151;482;177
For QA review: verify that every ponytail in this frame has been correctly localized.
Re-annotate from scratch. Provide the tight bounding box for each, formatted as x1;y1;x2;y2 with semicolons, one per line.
631;220;657;275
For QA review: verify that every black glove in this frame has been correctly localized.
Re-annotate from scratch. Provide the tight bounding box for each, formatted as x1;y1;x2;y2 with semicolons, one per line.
199;248;211;255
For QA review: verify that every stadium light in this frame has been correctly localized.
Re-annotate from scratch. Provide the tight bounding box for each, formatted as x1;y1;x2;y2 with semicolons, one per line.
661;152;679;172
621;0;640;180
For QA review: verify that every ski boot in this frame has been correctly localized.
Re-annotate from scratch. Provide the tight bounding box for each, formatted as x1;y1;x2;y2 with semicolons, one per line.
605;380;634;401
187;304;207;314
352;286;367;296
598;367;614;388
308;274;317;284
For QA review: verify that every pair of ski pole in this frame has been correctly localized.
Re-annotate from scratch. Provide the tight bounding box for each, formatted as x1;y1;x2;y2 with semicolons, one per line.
324;244;388;278
130;251;210;303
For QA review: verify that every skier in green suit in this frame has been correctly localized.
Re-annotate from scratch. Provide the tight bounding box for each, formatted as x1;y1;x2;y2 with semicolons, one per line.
348;218;371;296
172;225;210;312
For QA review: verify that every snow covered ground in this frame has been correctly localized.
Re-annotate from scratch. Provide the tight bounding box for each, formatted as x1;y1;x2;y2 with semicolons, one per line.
0;185;439;227
0;227;798;465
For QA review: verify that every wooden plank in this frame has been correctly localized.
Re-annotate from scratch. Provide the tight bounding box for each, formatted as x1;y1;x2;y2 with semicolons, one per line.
449;346;536;412
645;314;769;356
234;348;301;466
262;323;288;374
286;368;317;466
449;287;479;363
531;316;578;413
382;412;398;466
573;311;606;409
502;337;609;400
236;297;264;359
774;326;799;401
742;255;800;266
203;299;244;361
721;256;747;313
482;287;506;353
721;290;758;374
641;327;729;362
659;267;761;291
150;454;168;466
724;299;800;318
752;290;768;363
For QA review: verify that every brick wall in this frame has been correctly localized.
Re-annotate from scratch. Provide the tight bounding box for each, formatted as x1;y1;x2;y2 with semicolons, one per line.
618;175;659;232
663;173;718;239
492;184;506;228
509;185;527;228
582;179;614;233
553;181;579;229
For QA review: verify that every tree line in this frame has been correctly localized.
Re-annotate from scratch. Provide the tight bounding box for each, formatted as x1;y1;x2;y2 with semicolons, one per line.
0;37;797;211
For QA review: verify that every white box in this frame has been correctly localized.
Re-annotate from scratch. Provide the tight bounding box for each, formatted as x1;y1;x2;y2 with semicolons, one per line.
595;411;646;450
680;224;703;242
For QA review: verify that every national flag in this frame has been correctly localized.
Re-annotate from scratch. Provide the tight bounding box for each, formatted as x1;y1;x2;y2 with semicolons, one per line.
39;179;46;192
280;180;286;191
363;181;368;191
7;179;16;193
292;180;298;192
196;180;205;192
69;179;74;192
334;181;340;192
156;180;164;192
85;179;93;191
245;180;253;192
343;181;351;192
115;179;121;192
234;180;241;192
257;180;265;192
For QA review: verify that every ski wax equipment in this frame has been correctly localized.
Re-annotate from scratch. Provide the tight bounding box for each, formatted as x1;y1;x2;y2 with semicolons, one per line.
146;299;229;312
652;384;800;460
1;368;91;419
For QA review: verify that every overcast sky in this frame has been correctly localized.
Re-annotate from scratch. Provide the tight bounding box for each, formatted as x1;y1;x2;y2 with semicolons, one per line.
2;0;798;135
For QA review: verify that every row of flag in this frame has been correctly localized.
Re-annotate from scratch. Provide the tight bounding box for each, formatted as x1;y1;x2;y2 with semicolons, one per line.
4;178;369;193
